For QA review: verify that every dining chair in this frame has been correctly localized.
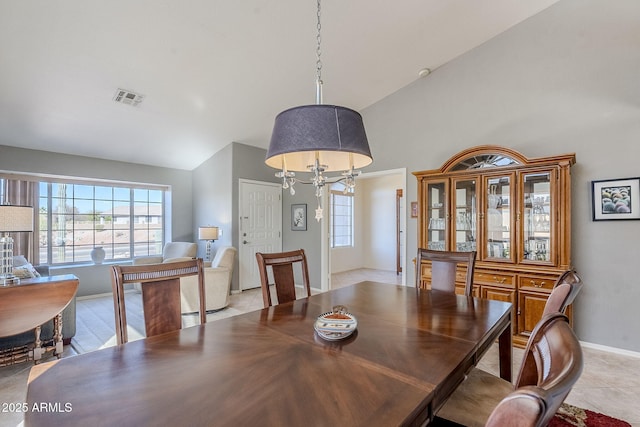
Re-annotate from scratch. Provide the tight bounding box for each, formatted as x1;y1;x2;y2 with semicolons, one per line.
485;312;583;427
415;248;476;296
111;258;206;345
435;311;583;427
255;249;311;308
542;270;583;316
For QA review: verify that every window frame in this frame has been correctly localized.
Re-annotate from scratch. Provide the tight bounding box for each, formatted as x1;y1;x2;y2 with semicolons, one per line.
1;174;168;266
330;189;354;248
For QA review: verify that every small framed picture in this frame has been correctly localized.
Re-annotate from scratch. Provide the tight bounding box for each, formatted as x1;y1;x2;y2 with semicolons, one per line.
291;204;307;230
592;177;640;221
411;201;418;218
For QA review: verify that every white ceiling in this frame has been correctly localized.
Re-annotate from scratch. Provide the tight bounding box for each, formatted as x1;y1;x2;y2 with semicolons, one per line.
0;0;560;170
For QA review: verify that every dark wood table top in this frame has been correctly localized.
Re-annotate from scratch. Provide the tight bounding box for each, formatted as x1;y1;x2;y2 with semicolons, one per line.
0;274;78;337
25;281;511;427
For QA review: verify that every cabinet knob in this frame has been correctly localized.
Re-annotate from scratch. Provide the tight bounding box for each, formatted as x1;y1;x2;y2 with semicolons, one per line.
493;276;506;284
530;280;544;288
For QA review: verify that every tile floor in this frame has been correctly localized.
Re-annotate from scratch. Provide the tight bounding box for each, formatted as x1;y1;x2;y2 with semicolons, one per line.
1;268;638;426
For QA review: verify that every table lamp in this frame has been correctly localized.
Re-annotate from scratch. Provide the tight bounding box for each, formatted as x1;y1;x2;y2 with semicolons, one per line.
198;226;219;262
0;205;34;285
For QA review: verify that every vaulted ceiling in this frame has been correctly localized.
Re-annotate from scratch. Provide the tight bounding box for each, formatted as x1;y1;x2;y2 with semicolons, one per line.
0;1;560;170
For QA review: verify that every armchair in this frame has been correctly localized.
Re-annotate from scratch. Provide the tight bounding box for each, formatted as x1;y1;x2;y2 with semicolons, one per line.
181;246;236;313
132;242;198;292
133;242;198;266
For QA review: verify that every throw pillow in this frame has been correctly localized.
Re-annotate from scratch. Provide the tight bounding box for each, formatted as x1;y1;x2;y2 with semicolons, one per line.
12;262;41;278
12;255;30;267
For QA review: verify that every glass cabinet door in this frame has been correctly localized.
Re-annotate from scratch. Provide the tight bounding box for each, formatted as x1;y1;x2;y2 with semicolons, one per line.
452;177;477;252
425;180;447;251
521;170;555;264
483;174;515;262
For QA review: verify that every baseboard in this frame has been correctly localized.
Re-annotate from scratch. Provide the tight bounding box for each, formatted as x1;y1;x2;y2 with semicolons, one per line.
76;287;139;301
580;340;640;359
76;292;114;301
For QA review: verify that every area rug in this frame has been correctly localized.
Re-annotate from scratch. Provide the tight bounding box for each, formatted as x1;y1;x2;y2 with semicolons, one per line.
549;403;632;427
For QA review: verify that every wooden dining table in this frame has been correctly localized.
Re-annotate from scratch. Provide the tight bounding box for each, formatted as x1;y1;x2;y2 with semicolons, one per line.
25;281;512;427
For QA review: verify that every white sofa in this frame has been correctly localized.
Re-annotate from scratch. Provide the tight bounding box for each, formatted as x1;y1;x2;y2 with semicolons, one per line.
180;246;237;313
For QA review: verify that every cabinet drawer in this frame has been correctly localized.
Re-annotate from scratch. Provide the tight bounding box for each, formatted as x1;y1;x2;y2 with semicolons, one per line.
474;271;516;287
518;275;556;291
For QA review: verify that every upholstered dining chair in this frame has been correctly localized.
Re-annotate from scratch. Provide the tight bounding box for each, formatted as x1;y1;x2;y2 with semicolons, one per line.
543;270;583;316
415;249;476;296
111;258;206;345
255;249;311;308
484;313;584;427
435;311;584;427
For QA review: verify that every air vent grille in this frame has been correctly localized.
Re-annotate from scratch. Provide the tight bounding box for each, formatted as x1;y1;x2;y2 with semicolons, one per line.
113;89;144;106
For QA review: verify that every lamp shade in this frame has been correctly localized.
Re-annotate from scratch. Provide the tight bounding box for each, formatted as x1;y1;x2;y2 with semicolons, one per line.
198;226;219;241
266;104;372;172
0;205;34;232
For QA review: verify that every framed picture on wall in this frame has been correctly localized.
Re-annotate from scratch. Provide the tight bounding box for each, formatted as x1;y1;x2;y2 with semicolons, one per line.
592;177;640;221
291;204;307;230
411;201;418;218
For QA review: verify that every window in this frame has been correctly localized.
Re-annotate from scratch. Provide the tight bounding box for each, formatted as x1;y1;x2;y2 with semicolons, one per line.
38;182;165;264
330;185;354;248
1;176;166;265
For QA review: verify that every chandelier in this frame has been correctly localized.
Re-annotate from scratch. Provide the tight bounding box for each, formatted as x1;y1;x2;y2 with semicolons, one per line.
265;0;373;221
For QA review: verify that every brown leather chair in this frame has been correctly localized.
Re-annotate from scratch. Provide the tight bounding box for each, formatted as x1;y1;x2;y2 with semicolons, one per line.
514;270;583;388
542;270;583;316
415;248;476;296
255;249;311;308
111;258;206;345
435;312;583;427
485;313;584;427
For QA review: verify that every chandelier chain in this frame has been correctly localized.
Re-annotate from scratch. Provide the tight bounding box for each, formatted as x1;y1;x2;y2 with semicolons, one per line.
316;0;322;83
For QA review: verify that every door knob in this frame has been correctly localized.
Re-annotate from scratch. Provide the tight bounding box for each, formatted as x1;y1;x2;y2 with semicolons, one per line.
243;240;249;244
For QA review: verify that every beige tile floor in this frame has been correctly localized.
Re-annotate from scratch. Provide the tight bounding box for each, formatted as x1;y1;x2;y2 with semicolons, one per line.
1;268;638;426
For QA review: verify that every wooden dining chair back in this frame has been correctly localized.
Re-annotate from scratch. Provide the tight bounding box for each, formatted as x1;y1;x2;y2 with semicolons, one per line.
255;249;311;308
111;258;205;345
542;270;583;316
486;312;583;427
416;248;476;296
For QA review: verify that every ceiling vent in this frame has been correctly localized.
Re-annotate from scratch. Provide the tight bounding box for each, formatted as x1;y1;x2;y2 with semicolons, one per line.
113;89;144;106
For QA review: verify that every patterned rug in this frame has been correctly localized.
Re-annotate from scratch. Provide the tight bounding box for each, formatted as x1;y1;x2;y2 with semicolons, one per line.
550;403;632;427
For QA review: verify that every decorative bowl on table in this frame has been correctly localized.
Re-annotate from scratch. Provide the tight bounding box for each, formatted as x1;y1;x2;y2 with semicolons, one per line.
314;305;357;341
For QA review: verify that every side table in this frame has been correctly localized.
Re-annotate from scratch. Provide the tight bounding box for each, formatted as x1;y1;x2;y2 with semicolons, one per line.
0;274;79;363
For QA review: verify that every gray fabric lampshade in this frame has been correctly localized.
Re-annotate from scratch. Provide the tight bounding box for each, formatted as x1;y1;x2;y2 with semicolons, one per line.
266;104;372;172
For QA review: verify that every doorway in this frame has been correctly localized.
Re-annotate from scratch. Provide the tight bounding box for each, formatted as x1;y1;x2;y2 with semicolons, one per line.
321;168;407;289
238;179;282;290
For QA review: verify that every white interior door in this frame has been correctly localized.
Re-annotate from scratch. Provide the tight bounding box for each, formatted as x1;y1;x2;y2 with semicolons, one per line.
239;180;282;290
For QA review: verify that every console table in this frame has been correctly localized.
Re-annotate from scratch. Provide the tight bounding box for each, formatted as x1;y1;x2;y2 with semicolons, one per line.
0;274;78;363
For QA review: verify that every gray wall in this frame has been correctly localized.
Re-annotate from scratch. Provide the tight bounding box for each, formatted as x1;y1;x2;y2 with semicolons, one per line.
0;144;193;296
193;142;280;292
358;0;640;352
192;142;233;256
282;184;323;289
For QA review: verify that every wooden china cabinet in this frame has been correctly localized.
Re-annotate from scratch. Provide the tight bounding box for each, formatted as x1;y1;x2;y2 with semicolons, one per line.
413;146;576;347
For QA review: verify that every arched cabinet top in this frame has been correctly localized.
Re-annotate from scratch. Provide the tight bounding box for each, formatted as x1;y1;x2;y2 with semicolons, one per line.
413;145;576;176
